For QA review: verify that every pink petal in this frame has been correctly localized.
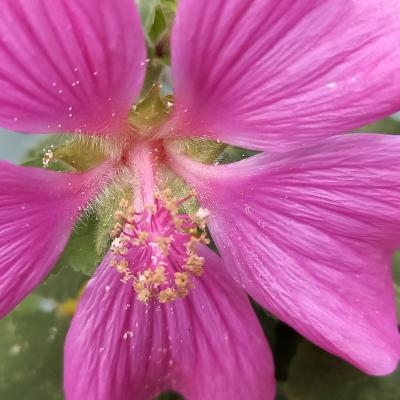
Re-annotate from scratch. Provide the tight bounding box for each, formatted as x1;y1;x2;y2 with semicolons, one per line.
167;134;400;375
0;0;146;136
171;0;400;150
0;162;101;318
64;246;275;400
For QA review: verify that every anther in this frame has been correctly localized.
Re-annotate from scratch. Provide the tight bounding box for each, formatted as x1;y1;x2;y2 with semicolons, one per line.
108;191;210;304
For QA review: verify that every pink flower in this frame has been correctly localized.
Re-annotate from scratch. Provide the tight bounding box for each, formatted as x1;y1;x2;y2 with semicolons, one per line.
0;0;400;399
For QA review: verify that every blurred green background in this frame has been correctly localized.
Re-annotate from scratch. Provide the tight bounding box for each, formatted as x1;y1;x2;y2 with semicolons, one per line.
0;130;46;162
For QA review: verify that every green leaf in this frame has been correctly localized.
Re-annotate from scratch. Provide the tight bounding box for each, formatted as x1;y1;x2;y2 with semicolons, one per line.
53;215;103;276
149;5;167;45
284;341;400;400
38;263;88;302
160;0;176;13
252;302;278;349
136;0;160;35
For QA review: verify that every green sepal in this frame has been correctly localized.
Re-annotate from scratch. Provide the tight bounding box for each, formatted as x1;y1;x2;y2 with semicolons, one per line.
130;83;173;129
21;135;106;172
358;117;400;134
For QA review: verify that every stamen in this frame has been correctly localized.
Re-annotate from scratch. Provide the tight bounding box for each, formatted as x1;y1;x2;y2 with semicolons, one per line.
109;190;209;304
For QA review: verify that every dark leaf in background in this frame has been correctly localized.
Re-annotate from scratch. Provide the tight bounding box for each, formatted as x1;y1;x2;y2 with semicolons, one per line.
284;340;400;400
391;252;400;320
0;312;67;400
0;267;86;400
156;392;184;400
52;216;103;277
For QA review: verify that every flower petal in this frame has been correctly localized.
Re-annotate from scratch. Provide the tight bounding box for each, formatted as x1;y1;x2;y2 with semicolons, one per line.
0;162;101;318
64;246;275;400
167;134;400;375
0;0;146;136
171;0;400;150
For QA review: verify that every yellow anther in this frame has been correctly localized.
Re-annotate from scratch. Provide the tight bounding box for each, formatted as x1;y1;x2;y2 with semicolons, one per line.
133;279;145;292
175;271;190;287
158;188;180;216
155;235;172;256
185;254;204;277
173;216;184;228
185;237;197;252
176;286;190;298
158;288;177;303
124;223;134;233
133;278;152;303
121;273;133;283
115;258;127;271
119;199;129;209
132;231;149;245
111;236;129;255
186;254;205;265
140;269;152;281
163;188;173;197
111;222;123;237
152;266;167;286
42;149;54;168
126;208;136;223
191;207;209;229
110;257;132;283
164;201;178;216
110;193;209;305
137;288;151;303
114;210;125;220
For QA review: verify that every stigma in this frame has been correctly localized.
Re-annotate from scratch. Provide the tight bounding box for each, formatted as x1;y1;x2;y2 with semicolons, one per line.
109;190;210;304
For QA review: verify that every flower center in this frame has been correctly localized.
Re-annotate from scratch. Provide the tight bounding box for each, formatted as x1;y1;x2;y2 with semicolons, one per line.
109;190;210;304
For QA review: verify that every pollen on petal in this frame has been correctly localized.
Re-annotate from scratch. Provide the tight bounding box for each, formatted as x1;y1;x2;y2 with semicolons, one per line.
109;191;209;304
